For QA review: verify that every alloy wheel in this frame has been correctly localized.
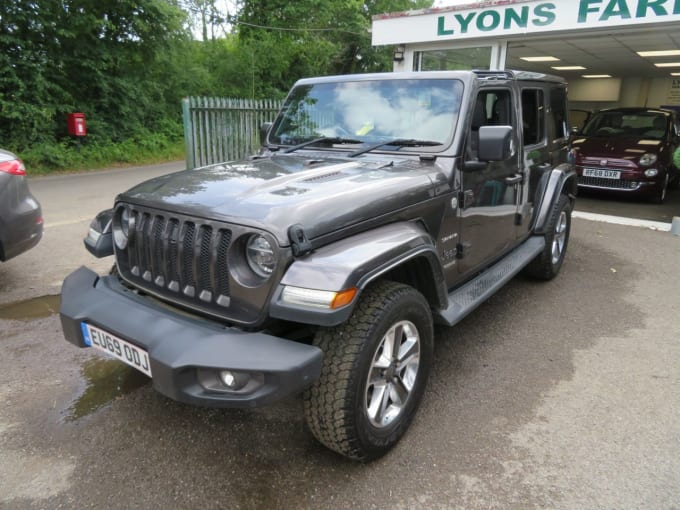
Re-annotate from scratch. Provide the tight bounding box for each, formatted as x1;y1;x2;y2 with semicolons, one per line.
551;210;568;265
364;320;420;428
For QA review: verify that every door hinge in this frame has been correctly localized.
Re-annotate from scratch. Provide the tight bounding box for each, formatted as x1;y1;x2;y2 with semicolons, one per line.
458;190;475;209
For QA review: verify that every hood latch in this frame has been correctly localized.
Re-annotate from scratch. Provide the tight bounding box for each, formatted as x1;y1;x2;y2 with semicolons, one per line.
288;224;313;257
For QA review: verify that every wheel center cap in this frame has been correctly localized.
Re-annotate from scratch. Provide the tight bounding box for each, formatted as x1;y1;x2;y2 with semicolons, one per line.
385;363;397;380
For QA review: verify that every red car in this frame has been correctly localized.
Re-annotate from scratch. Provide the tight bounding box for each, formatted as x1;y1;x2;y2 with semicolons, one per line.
571;107;680;203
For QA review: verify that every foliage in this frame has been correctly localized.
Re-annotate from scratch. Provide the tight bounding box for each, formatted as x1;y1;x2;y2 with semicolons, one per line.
235;0;433;97
0;0;188;150
1;0;433;172
21;126;185;174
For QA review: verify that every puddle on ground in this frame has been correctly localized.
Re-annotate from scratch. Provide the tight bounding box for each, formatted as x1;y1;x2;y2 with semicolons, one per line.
66;357;149;421
0;295;61;321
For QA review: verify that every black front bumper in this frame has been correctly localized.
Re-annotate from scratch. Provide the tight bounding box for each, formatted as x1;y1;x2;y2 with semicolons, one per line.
60;267;323;408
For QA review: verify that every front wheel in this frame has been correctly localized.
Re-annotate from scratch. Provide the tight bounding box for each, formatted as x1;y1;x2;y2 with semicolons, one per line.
303;281;434;461
525;194;572;280
653;173;669;204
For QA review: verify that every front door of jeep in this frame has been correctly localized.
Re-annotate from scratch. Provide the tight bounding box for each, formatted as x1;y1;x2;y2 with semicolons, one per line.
457;88;522;275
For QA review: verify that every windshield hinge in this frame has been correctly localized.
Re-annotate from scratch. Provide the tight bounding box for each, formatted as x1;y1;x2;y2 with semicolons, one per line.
458;190;474;209
419;154;437;162
288;224;313;257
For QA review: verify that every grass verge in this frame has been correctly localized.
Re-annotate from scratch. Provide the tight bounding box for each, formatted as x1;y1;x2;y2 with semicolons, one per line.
19;132;185;175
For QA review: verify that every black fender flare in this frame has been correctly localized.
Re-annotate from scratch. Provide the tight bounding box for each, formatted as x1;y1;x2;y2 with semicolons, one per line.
268;221;447;327
532;164;577;235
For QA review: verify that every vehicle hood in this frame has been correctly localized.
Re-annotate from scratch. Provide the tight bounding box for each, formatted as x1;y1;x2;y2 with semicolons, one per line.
571;136;665;166
119;154;445;245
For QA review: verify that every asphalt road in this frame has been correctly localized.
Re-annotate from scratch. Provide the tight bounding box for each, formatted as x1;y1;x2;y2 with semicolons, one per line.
1;163;679;509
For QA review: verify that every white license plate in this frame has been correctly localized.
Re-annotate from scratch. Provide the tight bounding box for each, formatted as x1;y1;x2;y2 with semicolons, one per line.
81;323;152;377
583;168;621;179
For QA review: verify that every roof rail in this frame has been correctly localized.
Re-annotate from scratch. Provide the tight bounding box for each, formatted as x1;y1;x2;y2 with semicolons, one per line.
472;70;514;80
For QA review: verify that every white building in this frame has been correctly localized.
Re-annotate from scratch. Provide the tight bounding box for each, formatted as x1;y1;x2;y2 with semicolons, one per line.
372;0;680;111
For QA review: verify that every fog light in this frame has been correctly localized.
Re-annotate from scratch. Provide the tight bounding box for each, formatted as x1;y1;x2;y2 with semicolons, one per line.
196;368;265;394
644;169;658;177
219;370;250;390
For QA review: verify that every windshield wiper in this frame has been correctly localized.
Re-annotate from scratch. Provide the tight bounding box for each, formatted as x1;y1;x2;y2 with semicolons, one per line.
349;138;442;158
282;136;362;153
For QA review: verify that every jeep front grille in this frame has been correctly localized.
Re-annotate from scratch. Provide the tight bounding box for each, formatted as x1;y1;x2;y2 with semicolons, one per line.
116;207;233;314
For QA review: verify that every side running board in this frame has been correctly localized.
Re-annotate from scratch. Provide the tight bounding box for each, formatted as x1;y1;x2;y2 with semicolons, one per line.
434;236;545;327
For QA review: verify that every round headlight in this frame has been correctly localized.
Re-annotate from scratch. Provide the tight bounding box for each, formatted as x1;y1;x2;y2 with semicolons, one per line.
246;235;276;278
639;153;658;167
644;168;659;178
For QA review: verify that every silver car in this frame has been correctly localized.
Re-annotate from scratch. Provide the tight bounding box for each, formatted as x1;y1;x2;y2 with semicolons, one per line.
0;149;43;261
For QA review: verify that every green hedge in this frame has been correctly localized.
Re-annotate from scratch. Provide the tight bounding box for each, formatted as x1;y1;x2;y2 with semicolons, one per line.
20;128;184;175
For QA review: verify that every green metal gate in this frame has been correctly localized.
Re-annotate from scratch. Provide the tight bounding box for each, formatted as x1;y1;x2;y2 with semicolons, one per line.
182;97;283;170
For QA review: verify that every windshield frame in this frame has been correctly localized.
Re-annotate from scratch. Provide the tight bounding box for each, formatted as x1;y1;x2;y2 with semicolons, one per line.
267;77;465;155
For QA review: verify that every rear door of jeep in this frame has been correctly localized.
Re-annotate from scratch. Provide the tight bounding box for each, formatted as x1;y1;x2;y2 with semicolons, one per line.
518;81;570;235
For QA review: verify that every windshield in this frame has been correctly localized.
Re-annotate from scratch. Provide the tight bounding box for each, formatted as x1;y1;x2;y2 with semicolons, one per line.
582;111;668;140
269;78;464;150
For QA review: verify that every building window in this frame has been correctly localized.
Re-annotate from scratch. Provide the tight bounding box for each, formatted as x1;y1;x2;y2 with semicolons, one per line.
416;47;492;71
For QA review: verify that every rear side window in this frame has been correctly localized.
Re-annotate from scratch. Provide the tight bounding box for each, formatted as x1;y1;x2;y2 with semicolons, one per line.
550;87;568;140
521;89;545;146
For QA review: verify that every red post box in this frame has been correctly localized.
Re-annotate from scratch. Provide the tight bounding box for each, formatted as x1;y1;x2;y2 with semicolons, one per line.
67;113;87;137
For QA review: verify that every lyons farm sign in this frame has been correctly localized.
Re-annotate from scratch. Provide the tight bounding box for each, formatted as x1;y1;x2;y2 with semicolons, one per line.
372;0;680;45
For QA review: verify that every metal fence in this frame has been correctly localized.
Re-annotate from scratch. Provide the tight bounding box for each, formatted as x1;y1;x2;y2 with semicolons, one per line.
182;97;284;169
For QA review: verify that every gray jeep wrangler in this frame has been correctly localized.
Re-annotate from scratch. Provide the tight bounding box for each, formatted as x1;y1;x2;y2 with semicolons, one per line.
60;70;576;461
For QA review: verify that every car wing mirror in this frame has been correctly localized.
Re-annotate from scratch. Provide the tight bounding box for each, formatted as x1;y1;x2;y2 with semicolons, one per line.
83;209;114;258
478;125;513;161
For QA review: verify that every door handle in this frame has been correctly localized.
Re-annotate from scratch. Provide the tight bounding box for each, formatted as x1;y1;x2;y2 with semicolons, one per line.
505;174;523;185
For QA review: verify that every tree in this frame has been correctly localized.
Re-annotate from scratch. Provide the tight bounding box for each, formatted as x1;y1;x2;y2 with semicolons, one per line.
179;0;230;41
233;0;433;97
0;0;189;149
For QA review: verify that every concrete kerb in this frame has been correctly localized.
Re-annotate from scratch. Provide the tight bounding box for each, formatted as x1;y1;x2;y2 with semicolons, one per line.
572;211;673;233
671;216;680;236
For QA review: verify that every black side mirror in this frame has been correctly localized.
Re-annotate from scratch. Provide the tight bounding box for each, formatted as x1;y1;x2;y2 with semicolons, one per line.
83;209;114;258
478;125;513;162
260;122;273;146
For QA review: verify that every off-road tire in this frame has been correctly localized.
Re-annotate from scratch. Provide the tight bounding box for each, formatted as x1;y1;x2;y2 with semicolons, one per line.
525;194;572;280
303;281;433;462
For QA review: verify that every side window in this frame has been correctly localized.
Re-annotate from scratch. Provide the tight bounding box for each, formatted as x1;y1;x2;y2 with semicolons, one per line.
468;89;513;159
521;89;545;146
550;87;568;140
